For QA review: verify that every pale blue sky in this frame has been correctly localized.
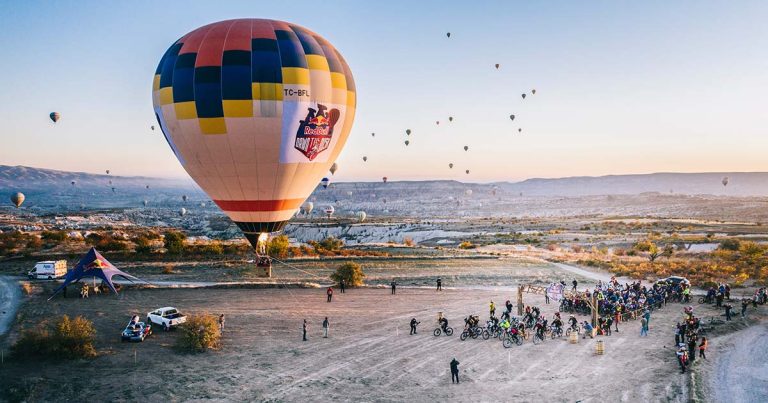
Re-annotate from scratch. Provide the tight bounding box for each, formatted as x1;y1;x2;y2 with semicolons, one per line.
1;0;766;182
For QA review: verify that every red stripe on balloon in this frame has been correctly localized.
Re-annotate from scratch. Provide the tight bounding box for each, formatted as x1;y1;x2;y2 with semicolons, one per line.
213;199;305;212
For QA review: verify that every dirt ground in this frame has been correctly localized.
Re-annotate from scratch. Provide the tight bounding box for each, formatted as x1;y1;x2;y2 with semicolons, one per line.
3;280;750;402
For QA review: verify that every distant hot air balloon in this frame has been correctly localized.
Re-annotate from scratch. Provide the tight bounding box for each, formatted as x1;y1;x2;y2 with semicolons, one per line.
464;146;468;151
465;189;473;196
182;195;188;203
449;116;453;122
10;192;25;208
363;156;368;162
521;93;527;99
722;177;729;187
324;205;335;218
495;64;500;69
300;201;314;215
371;132;375;137
436;120;440;125
356;211;366;222
321;177;330;189
406;129;411;135
346;191;353;196
518;128;522;133
446;32;451;38
510;115;515;121
449;163;454;169
151;125;155;131
152;19;356;253
200;202;206;207
111;187;116;193
330;163;338;175
179;207;187;217
146;185;150;189
405;140;410;146
106;170;110;175
532;89;536;95
49;112;60;123
71;181;76;187
143;199;149;207
382;176;388;183
465;170;470;174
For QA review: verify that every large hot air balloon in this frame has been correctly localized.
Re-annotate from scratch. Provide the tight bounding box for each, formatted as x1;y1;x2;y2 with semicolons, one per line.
152;19;356;252
321;177;330;189
10;192;25;208
722;177;729;187
49;112;60;123
382;176;388;183
300;201;314;215
179;207;187;217
323;205;335;218
330;162;338;175
463;146;468;151
356;211;366;222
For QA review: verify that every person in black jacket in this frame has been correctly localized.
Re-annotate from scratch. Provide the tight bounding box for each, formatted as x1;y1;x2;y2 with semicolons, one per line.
410;318;420;335
450;358;460;383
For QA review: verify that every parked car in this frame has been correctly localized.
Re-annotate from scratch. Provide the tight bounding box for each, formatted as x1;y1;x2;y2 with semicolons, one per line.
147;307;187;331
657;276;691;286
122;320;152;342
27;260;68;280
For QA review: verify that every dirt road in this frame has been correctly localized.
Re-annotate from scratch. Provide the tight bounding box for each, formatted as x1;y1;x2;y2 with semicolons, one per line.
711;323;768;402
1;286;697;402
0;275;21;338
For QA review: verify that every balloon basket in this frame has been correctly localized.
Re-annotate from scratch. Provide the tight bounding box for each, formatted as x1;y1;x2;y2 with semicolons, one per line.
569;332;578;344
595;340;604;355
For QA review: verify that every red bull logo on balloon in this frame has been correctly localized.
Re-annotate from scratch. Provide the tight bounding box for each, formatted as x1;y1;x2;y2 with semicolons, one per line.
294;104;340;161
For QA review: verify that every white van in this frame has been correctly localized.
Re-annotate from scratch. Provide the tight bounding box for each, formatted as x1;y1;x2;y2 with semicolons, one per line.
28;260;68;279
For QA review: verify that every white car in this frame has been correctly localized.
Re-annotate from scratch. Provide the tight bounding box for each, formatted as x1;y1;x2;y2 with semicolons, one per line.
146;307;187;331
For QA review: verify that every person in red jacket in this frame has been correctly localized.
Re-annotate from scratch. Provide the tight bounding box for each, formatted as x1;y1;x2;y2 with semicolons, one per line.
327;287;333;302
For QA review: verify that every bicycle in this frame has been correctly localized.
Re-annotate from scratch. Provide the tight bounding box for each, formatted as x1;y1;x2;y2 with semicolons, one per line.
532;331;546;345
550;326;563;339
565;324;580;337
502;332;524;348
433;326;454;337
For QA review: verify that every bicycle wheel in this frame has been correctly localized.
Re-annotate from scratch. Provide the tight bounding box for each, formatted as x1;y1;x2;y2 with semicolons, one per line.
445;327;454;336
503;337;513;348
515;336;524;346
460;331;468;341
482;330;490;340
533;334;542;345
433;328;441;337
471;330;480;339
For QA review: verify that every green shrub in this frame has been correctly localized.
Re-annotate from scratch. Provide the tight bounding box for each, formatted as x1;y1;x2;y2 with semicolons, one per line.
267;235;290;258
41;231;67;243
330;262;365;287
164;231;187;254
176;314;221;352
719;238;741;251
11;315;96;360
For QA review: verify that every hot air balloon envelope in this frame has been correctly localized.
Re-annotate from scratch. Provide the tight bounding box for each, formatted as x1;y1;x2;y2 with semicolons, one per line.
152;19;356;249
10;192;25;208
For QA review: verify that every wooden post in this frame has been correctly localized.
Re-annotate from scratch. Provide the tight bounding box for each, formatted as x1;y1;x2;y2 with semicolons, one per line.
517;285;524;316
592;292;598;327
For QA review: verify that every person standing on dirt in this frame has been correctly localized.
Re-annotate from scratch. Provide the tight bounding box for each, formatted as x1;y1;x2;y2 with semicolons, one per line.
436;278;442;291
219;314;225;332
716;291;724;307
322;317;330;338
699;337;708;359
572;279;578;292
643;309;651;326
391;280;397;295
339;279;345;294
327;287;333;303
450;358;460;384
489;301;496;317
640;316;648;337
741;299;749;317
410;318;420;335
688;336;697;363
677;344;688;373
302;319;309;341
724;303;733;321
